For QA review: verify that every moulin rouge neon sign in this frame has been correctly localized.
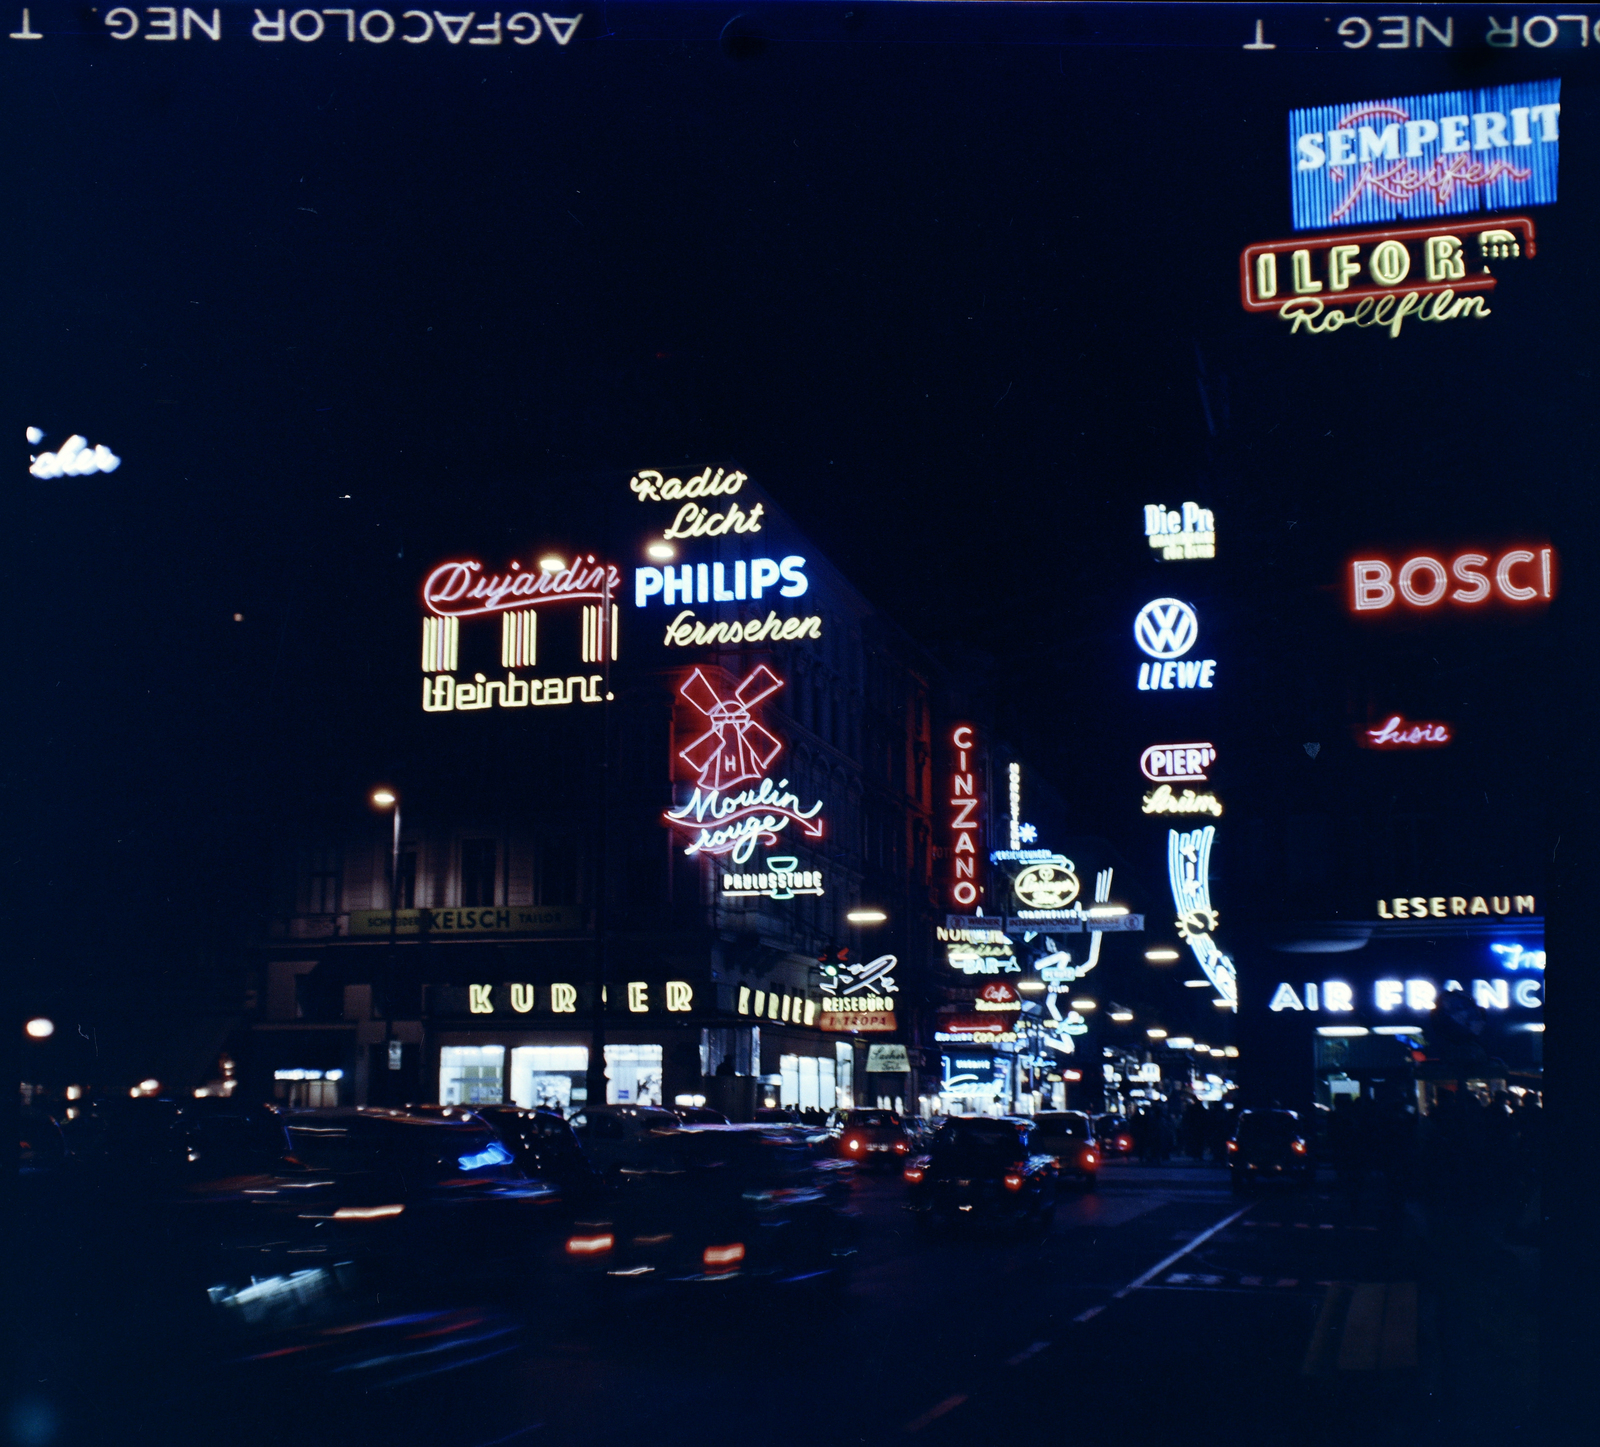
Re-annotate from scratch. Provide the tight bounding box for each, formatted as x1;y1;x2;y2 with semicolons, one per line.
663;666;824;865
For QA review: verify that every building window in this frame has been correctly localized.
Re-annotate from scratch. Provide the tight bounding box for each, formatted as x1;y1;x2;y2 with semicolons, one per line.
301;848;341;915
395;849;417;909
461;839;497;907
604;1044;662;1107
439;1044;505;1106
509;1045;588;1112
540;841;579;905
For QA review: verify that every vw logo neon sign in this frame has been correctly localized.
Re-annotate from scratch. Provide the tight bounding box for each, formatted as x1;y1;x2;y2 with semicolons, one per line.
1134;599;1199;659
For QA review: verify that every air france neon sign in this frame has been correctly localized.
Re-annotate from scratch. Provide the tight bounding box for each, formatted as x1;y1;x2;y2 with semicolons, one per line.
1350;548;1554;612
947;725;982;908
1268;976;1541;1014
1134;599;1215;690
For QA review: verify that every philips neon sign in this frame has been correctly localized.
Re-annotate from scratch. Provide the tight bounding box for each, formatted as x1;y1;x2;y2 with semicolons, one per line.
664;666;823;864
1349;548;1554;612
1361;716;1451;748
635;557;808;607
1289;82;1559;230
947;725;983;908
1134;599;1215;690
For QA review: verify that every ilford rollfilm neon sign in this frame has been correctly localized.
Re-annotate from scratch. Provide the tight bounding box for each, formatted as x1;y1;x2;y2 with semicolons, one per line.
1349;548;1554;613
1289;82;1558;230
947;725;983;908
1168;826;1237;1008
663;666;824;865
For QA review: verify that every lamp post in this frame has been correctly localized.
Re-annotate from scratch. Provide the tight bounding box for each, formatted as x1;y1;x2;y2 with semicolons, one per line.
371;787;400;1105
584;562;613;1114
845;907;888;1110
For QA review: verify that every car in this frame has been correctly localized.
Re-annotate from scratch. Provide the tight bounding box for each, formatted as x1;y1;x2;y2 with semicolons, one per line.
828;1108;912;1169
475;1104;603;1206
561;1124;859;1302
569;1104;681;1180
668;1105;731;1124
903;1116;1059;1236
1095;1113;1136;1158
1227;1109;1315;1193
752;1106;802;1124
1029;1111;1100;1188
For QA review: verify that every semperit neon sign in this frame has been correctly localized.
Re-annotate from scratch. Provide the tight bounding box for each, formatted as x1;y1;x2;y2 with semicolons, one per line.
663;666;823;865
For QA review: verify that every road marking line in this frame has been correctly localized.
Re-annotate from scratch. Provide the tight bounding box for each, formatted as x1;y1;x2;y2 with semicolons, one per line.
1073;1305;1104;1323
1275;1278;1298;1287
1004;1341;1050;1367
1113;1203;1252;1300
1240;1276;1263;1286
903;1395;969;1433
1319;1223;1335;1229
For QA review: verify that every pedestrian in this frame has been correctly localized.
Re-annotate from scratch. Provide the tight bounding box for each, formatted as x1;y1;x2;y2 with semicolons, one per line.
1183;1098;1208;1161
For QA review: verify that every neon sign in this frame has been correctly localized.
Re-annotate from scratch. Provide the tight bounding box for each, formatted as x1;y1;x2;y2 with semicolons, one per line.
1491;944;1544;972
661;609;821;648
630;466;748;502
424;555;618;620
1141;743;1216;782
29;430;121;478
423;672;604;712
1012;859;1080;911
635;557;808;607
1349;548;1554;612
1145;503;1215;561
663;666;824;865
1141;785;1223;818
1168;827;1237;1008
947;724;983;908
739;985;821;1027
1361;716;1451;748
719;856;824;903
820;953;898;998
1376;894;1534;920
1289;82;1559;230
1268;976;1540;1014
1134;599;1215;690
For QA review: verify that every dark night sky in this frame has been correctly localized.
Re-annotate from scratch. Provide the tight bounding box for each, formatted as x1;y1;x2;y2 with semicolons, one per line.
12;4;1595;1004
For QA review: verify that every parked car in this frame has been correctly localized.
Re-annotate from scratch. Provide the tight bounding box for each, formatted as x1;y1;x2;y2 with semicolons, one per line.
475;1104;602;1206
752;1106;801;1124
1228;1108;1314;1193
669;1105;731;1124
904;1116;1058;1236
1095;1113;1136;1158
1029;1111;1100;1188
562;1124;859;1302
570;1104;681;1179
827;1108;911;1169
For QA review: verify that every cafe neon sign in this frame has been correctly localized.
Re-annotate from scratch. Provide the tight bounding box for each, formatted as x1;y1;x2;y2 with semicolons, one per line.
663;666;823;865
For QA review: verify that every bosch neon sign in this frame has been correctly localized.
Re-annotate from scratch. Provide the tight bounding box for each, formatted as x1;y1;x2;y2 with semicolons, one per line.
1349;548;1554;613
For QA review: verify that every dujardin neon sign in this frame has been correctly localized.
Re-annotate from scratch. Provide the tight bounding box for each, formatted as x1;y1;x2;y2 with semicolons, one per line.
663;666;824;865
1349;547;1554;613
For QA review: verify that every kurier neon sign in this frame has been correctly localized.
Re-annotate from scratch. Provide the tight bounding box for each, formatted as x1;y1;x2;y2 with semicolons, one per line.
663;666;824;865
1349;547;1554;612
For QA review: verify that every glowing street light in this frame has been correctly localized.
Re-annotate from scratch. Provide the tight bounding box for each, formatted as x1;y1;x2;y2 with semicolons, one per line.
539;555;565;573
645;542;676;561
370;786;403;1102
1147;1028;1167;1040
1145;948;1180;962
846;909;888;924
1110;1010;1134;1023
1069;999;1096;1011
25;1017;54;1039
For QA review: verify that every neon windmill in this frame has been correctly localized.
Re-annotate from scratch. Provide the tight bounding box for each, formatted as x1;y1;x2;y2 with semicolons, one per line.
676;665;785;791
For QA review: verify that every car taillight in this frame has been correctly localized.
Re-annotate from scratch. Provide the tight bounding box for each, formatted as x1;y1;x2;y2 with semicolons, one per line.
703;1243;745;1271
1291;1139;1307;1155
1003;1173;1024;1192
1116;1136;1132;1151
894;1140;909;1153
1227;1141;1238;1153
904;1167;924;1184
1081;1150;1097;1167
845;1137;861;1152
566;1232;615;1255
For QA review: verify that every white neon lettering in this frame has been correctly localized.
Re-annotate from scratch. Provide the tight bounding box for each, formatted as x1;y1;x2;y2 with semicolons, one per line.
1451;553;1491;603
750;558;781;598
1352;548;1555;612
1323;981;1355;1012
1513;979;1541;1008
1352;560;1393;610
1495;549;1537;600
1405;979;1437;1011
1473;978;1509;1010
550;983;577;1013
1268;982;1304;1012
1398;556;1448;606
1375;979;1403;1011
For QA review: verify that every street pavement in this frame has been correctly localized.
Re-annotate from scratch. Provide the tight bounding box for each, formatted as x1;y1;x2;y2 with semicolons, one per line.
29;1157;1532;1447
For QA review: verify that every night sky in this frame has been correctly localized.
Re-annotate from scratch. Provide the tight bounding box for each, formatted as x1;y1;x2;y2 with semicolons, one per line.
13;4;1595;1016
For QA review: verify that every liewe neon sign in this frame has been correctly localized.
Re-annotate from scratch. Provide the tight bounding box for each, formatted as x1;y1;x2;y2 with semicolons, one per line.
663;666;824;865
1169;826;1237;1008
1349;548;1554;613
1145;503;1215;561
1134;599;1215;691
1360;716;1451;749
1289;82;1559;230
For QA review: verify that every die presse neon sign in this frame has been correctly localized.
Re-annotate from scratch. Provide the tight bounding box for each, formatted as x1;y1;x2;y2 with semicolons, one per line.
1349;547;1555;613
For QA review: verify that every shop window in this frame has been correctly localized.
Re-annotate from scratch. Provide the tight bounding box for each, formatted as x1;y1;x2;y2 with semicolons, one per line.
780;1054;800;1107
798;1055;819;1112
300;848;341;915
604;1044;662;1107
835;1042;854;1110
461;839;498;907
541;842;579;905
439;1044;505;1105
818;1055;836;1111
509;1045;588;1112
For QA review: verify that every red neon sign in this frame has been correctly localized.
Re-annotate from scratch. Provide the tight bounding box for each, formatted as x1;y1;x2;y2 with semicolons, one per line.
423;554;619;618
948;724;982;909
664;666;824;862
1360;716;1452;749
1348;547;1554;613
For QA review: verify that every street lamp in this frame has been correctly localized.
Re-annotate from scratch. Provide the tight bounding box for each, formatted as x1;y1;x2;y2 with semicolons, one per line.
846;908;888;924
371;787;402;1102
25;1017;54;1039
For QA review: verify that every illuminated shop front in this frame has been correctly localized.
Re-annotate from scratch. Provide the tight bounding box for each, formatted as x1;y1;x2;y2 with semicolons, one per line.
1250;914;1543;1109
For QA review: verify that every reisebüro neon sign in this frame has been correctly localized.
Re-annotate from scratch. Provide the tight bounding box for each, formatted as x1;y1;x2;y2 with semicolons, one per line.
1348;547;1555;612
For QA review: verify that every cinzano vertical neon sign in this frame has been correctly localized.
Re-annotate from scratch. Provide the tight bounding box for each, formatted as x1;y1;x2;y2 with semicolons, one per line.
948;725;982;909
